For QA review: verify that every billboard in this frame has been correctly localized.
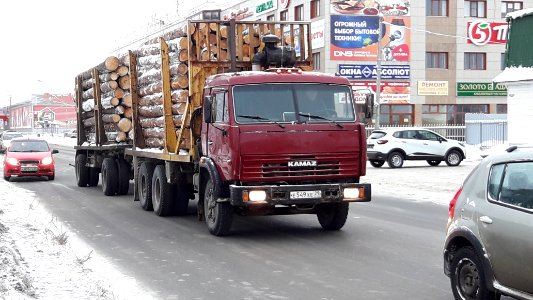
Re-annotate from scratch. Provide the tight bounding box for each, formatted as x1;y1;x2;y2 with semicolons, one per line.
330;15;410;61
330;0;410;16
351;81;410;104
338;64;410;80
417;81;448;96
457;82;507;96
312;19;325;49
467;21;508;46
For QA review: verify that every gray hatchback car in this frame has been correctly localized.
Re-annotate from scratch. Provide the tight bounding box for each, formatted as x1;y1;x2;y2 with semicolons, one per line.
444;145;533;300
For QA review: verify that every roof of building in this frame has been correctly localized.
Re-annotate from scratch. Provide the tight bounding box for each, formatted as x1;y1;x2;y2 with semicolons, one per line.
506;8;533;20
493;66;533;83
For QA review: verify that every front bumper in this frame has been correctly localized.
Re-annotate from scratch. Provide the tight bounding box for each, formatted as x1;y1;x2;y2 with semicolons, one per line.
4;165;55;177
229;183;371;206
367;151;387;161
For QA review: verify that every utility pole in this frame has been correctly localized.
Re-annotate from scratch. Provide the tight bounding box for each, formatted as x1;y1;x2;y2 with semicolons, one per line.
8;95;12;129
375;12;383;130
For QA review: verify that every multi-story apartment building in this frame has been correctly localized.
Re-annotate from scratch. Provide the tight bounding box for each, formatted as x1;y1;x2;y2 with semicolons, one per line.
217;0;531;125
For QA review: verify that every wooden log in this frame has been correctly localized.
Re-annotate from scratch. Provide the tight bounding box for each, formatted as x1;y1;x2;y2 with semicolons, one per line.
101;96;120;108
105;132;118;142
103;88;125;99
138;69;161;86
118;75;130;90
171;75;189;89
124;107;133;119
139;105;164;118
82;79;93;90
218;49;228;61
82;88;94;99
117;118;132;132
138;82;162;97
115;131;127;142
102;114;121;123
121;93;132;107
100;81;118;93
82;99;94;112
219;38;228;49
104;122;119;132
200;48;215;61
135;44;161;56
114;105;125;115
128;129;134;140
139;93;163;106
139;115;182;128
178;49;188;62
82;111;94;119
220;26;228;39
100;72;119;82
145;138;164;148
172;89;189;103
83;117;95;127
96;56;120;72
116;65;129;76
170;63;188;76
168;37;188;52
138;55;161;68
143;127;165;138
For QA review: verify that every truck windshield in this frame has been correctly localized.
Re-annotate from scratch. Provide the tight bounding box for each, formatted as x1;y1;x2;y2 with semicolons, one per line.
233;83;355;124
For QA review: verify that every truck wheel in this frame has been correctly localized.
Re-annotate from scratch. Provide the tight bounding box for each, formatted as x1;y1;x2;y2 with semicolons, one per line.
75;154;90;187
427;160;441;166
139;162;155;211
204;178;233;236
316;203;349;230
387;151;404;168
102;158;119;196
370;160;385;168
173;180;190;216
117;159;130;195
152;165;174;216
88;168;99;187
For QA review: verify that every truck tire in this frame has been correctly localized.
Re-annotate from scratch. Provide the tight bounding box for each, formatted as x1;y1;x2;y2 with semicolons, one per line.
102;158;118;196
139;162;155;211
204;178;233;236
88;168;99;187
316;202;349;230
75;154;90;187
152;165;174;216
174;180;190;216
116;159;130;195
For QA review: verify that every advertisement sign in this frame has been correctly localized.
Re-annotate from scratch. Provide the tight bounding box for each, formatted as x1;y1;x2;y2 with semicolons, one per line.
330;0;410;16
467;21;508;46
351;81;410;104
255;0;277;16
280;0;290;9
311;19;325;49
223;3;255;20
417;81;448;96
330;15;410;61
457;82;507;96
339;64;410;80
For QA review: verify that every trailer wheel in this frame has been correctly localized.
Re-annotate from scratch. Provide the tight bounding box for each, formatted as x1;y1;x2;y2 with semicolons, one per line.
75;154;90;187
88;168;100;187
102;158;119;196
152;165;174;216
116;159;130;195
316;203;349;231
204;178;233;236
139;162;155;211
173;180;190;216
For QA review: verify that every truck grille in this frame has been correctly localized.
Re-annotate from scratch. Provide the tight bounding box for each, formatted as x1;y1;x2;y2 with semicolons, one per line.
241;153;359;181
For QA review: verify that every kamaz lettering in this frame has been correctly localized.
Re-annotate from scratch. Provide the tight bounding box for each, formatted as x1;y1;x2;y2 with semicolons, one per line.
288;161;318;167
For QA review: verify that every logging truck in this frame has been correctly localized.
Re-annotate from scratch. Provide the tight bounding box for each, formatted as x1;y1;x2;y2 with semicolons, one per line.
74;20;372;236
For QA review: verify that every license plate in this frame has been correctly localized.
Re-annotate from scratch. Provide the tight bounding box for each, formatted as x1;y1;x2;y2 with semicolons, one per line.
290;190;321;199
21;165;38;172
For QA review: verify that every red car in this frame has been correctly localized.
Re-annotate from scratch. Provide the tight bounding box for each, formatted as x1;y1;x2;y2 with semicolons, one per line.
3;138;58;181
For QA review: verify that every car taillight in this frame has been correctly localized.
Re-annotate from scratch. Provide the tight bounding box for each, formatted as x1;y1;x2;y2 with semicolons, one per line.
449;186;463;221
377;140;388;144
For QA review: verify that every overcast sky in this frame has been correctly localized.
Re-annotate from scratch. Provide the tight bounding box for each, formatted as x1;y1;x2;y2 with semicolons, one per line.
0;0;236;107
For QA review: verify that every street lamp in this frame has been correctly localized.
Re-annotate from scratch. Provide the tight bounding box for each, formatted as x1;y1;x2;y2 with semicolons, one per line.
375;13;383;130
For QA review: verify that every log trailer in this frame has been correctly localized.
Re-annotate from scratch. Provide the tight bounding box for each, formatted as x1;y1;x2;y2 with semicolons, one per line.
74;20;372;236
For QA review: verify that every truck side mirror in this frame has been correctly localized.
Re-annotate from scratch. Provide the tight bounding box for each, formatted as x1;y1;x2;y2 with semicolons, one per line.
203;96;214;123
364;93;374;119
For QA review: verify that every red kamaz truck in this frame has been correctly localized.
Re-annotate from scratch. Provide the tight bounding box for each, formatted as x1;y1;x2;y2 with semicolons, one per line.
74;20;372;236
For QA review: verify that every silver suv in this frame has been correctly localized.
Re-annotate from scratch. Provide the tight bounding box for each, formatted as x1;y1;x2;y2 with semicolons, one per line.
444;145;533;300
367;128;466;168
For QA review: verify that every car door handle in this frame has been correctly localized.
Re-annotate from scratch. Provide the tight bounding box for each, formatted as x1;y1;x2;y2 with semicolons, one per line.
480;216;493;224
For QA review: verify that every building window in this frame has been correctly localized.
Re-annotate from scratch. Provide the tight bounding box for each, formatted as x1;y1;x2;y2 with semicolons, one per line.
422;104;489;125
426;52;448;69
312;52;321;70
464;52;486;70
501;1;523;18
294;5;304;21
464;1;486;17
379;105;414;126
311;0;321;18
496;104;507;114
280;10;288;21
427;0;448;16
267;14;275;21
501;53;507;70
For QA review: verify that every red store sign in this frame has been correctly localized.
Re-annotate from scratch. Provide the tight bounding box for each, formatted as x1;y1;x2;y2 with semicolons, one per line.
467;21;508;46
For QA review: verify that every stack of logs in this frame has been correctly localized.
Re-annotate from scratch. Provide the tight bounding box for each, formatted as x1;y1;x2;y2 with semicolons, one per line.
78;56;133;144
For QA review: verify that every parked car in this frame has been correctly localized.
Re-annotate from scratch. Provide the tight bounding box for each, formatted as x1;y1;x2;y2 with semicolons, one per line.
0;131;24;153
64;129;77;138
444;145;533;300
3;138;58;181
366;128;466;168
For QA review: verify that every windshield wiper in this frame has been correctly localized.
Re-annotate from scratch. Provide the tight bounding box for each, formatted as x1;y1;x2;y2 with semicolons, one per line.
297;113;343;128
237;115;285;128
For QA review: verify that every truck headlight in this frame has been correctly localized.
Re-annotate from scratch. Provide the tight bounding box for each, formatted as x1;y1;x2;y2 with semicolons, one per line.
243;190;267;202
343;187;363;200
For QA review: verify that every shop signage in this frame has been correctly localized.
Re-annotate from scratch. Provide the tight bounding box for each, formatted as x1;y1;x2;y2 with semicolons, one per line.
311;19;325;49
467;21;508;46
351;81;410;104
256;0;277;16
457;82;507;96
339;64;410;80
280;0;290;9
417;81;448;96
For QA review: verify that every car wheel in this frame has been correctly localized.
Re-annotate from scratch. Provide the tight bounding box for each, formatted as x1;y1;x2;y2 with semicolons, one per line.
204;178;233;236
4;175;10;181
138;162;155;211
445;150;462;166
88;168;100;187
427;160;441;166
101;158;119;196
116;159;130;195
316;202;349;230
370;160;385;168
387;152;404;168
152;165;174;216
75;154;90;187
450;246;498;300
48;174;55;181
